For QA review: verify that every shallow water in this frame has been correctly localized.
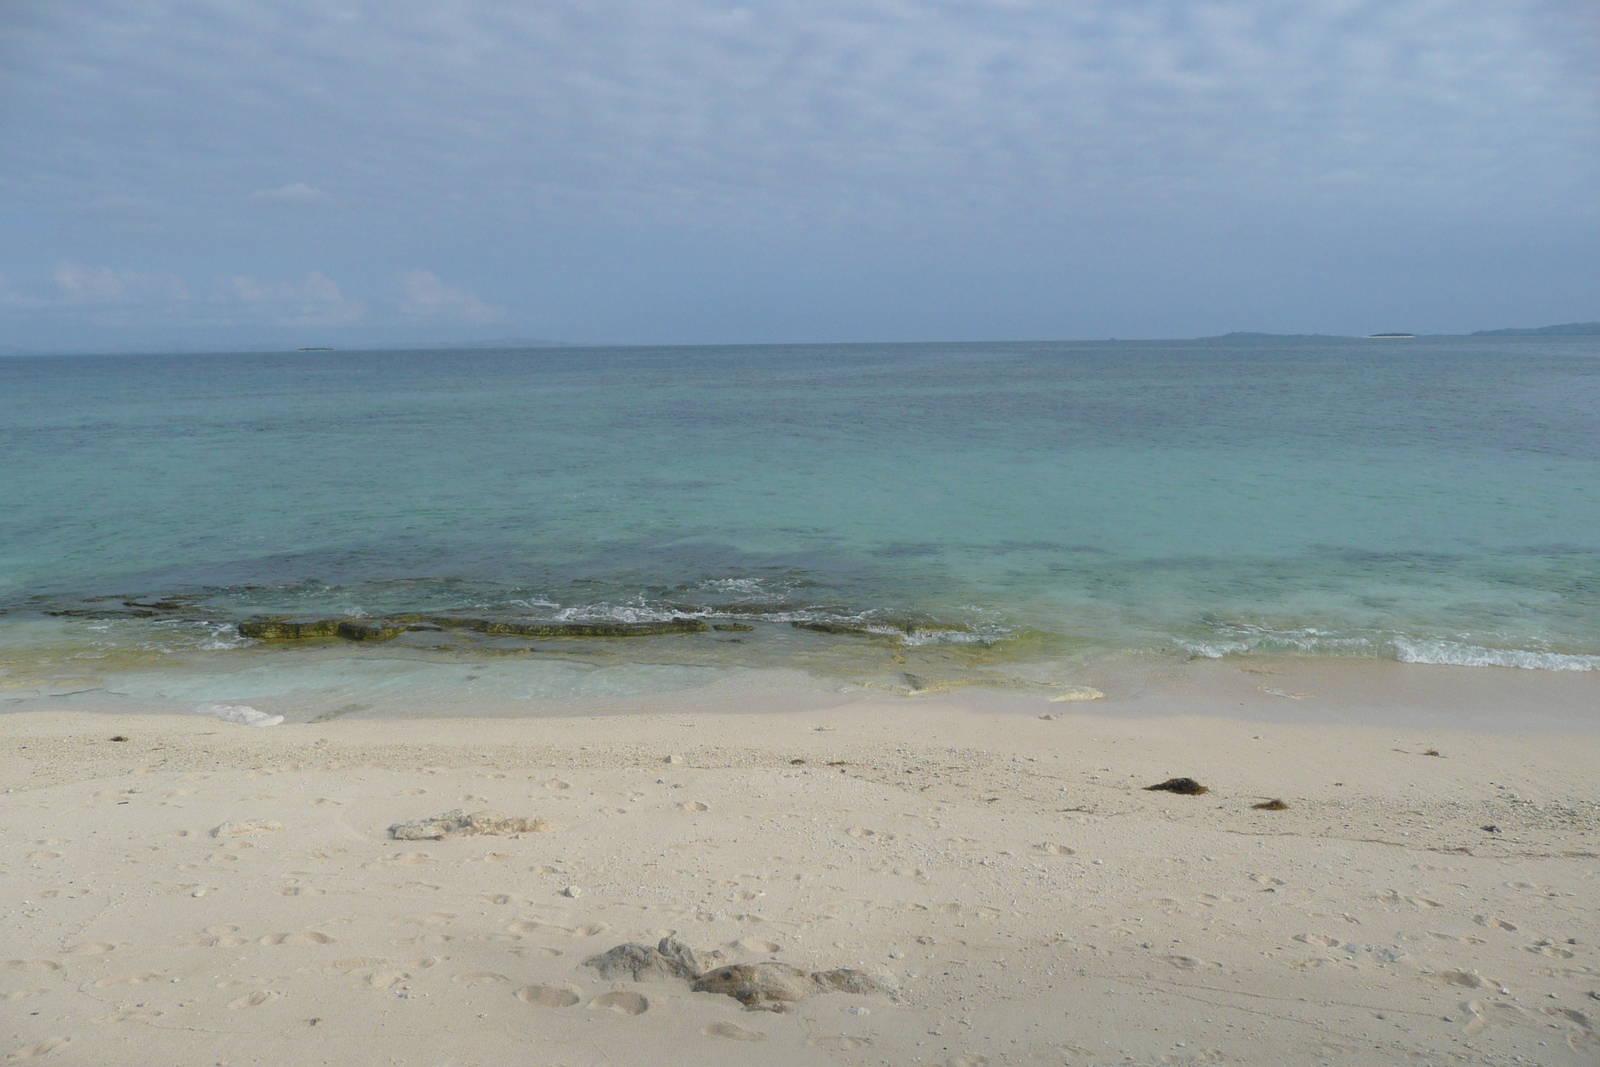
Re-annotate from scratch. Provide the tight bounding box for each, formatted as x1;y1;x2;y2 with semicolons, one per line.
2;337;1597;708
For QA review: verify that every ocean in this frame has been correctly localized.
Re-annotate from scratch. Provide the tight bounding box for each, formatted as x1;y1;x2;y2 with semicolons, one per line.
3;337;1597;714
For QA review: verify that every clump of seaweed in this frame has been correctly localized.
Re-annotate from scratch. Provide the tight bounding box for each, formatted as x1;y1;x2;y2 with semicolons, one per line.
1252;798;1290;810
1145;777;1208;795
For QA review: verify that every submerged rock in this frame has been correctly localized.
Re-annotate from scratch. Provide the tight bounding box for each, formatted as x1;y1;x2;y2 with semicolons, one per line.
238;617;408;641
239;614;708;641
429;616;709;638
584;937;709;982
791;620;875;636
388;809;552;840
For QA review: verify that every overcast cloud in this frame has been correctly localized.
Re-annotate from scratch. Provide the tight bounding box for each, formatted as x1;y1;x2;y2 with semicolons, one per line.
1;0;1596;349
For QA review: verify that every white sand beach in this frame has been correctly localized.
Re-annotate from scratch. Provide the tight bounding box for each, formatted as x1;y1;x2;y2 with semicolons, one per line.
3;661;1598;1066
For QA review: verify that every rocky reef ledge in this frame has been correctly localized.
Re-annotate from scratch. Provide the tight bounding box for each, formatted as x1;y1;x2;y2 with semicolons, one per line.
237;616;710;641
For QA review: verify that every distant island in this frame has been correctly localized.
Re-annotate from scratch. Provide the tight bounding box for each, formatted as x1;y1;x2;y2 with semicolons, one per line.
297;346;334;351
1202;321;1599;341
1468;322;1600;337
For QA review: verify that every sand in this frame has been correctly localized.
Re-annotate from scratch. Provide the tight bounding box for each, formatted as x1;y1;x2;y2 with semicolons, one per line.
3;661;1599;1066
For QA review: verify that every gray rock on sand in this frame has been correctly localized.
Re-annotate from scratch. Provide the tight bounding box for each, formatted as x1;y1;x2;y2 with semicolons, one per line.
584;937;709;982
387;808;552;841
584;938;894;1011
692;962;895;1012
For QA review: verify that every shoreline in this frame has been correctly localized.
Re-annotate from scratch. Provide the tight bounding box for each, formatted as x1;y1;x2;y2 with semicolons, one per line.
5;650;1597;734
4;669;1599;1065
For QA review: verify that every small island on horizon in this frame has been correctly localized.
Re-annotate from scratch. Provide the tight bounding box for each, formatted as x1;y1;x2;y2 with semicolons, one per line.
1202;320;1600;341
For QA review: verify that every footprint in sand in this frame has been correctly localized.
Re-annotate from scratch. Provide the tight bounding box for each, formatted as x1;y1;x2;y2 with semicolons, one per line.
808;1036;873;1049
702;1022;765;1041
64;942;117;956
227;990;279;1008
460;795;489;804
314;957;391;977
599;806;628;816
25;852;62;862
6;1037;70;1059
543;780;570;790
258;931;336;946
1428;932;1486;944
1;990;48;1002
181;927;249;953
1532;941;1576;959
1162;955;1219;970
589;991;648;1015
680;801;709;812
390;913;456;927
382;852;432;866
1463;999;1525;1035
311;798;343;807
733;938;780;954
93;973;163;988
574;923;611;937
946;1056;988;1067
4;961;62;973
846;828;897;841
1435;969;1489;988
1038;843;1074;856
398;788;427;796
1474;915;1517;931
451;972;511;985
94;1009;163;1023
1293;934;1340;948
517;984;580;1007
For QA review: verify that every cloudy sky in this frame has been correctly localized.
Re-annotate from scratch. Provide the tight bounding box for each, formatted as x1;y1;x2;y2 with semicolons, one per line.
1;0;1596;349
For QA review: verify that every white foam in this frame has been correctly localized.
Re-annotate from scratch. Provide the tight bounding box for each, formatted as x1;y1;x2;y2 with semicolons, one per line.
1393;639;1599;672
1178;626;1377;659
196;703;284;726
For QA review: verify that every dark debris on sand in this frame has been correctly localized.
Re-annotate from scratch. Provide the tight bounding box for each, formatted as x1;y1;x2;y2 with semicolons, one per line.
1145;777;1209;795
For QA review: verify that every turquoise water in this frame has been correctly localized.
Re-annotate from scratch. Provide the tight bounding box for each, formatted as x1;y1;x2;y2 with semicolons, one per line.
2;337;1598;705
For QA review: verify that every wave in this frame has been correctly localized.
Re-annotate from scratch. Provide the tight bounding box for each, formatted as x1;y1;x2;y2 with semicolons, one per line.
1180;623;1600;672
1392;639;1599;672
1178;625;1379;659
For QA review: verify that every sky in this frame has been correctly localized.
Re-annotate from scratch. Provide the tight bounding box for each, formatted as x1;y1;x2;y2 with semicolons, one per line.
1;0;1597;350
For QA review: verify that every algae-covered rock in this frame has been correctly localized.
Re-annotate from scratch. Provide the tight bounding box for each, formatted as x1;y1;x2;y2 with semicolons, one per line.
240;614;709;641
238;617;407;641
429;617;708;638
790;621;874;636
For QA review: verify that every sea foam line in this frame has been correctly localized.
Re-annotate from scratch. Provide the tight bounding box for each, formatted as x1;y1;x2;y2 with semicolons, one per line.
1392;639;1599;672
